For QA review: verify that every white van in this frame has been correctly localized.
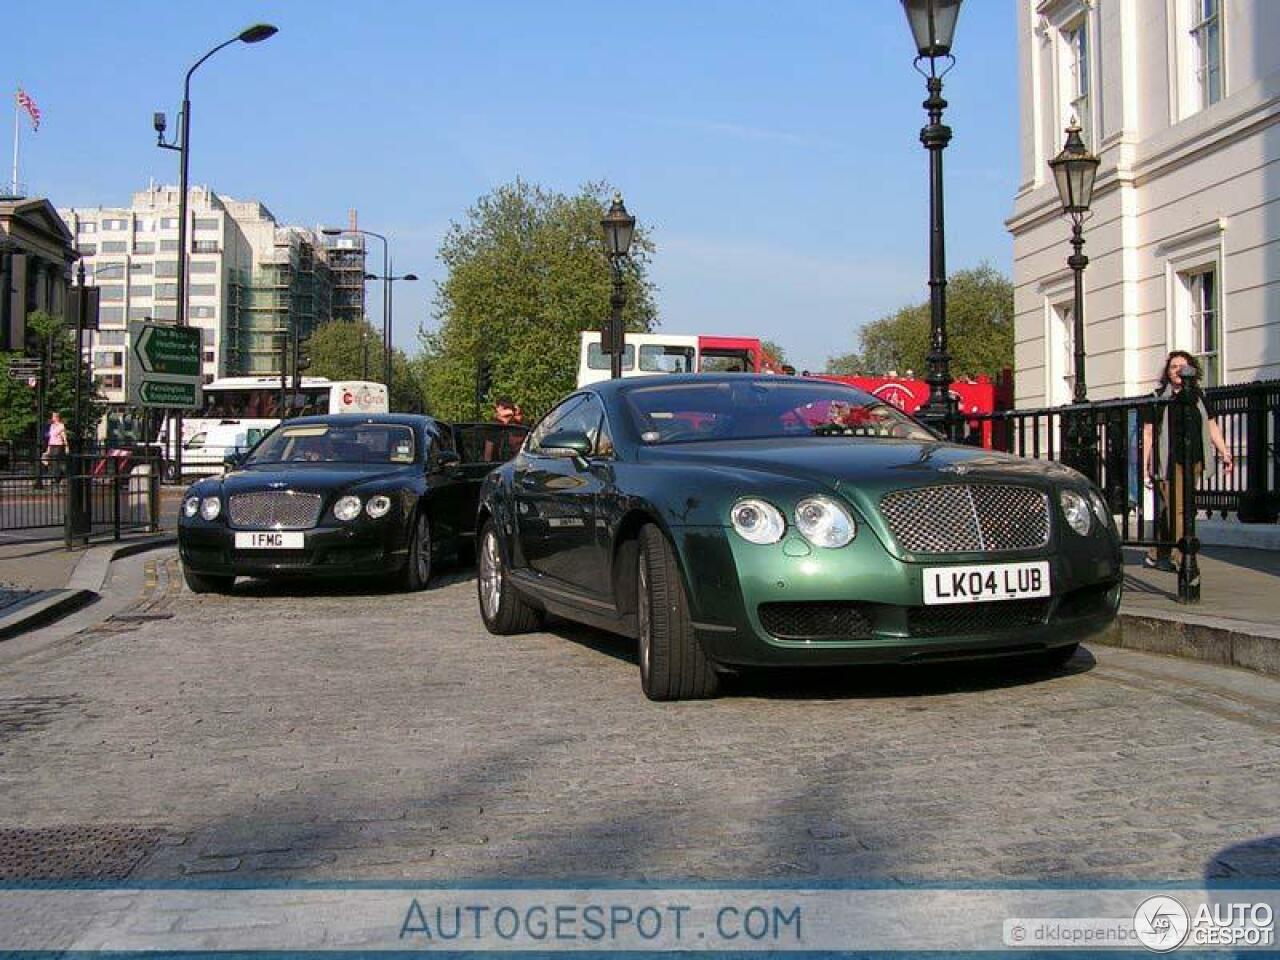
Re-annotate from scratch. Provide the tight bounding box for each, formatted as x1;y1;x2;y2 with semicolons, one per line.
182;422;272;475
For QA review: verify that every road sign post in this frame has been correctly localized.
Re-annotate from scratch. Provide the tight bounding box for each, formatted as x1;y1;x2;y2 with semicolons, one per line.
127;321;202;484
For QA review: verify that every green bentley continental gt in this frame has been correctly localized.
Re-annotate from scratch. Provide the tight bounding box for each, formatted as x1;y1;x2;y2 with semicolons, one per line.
475;375;1121;700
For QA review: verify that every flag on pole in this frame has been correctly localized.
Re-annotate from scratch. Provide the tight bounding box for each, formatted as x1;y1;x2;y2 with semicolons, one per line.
16;88;41;132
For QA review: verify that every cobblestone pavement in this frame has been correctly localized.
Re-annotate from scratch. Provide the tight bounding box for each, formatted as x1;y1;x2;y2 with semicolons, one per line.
0;551;1277;884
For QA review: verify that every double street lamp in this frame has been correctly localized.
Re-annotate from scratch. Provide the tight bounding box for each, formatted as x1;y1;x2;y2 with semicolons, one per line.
363;268;418;392
321;227;416;395
155;22;277;480
600;193;636;380
901;0;962;436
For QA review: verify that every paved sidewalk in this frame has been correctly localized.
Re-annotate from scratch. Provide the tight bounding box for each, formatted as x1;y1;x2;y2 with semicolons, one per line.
1121;545;1279;629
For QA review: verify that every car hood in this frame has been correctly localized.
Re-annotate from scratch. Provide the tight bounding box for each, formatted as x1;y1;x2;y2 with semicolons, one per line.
220;463;416;495
637;438;1082;491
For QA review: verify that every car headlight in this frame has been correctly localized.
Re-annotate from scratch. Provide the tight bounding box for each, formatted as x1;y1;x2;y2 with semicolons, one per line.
183;496;200;518
1060;490;1092;536
730;498;786;545
366;495;392;519
794;496;856;548
199;496;221;521
333;495;362;522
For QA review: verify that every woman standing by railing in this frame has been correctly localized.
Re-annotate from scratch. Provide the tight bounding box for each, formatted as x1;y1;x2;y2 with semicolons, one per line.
1142;351;1233;571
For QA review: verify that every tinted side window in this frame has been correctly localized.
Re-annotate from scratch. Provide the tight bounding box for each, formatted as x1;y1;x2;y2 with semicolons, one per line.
531;395;609;457
528;395;589;454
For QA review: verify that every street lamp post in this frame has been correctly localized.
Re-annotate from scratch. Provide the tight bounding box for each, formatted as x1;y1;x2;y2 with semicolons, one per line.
600;193;636;381
155;23;277;482
361;268;418;395
1049;118;1101;480
901;0;962;438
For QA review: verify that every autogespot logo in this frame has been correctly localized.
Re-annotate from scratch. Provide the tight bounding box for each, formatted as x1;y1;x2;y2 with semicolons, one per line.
1134;895;1190;952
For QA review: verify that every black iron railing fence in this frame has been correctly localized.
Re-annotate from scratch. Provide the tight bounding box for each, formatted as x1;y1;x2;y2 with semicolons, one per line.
0;441;163;546
963;377;1279;604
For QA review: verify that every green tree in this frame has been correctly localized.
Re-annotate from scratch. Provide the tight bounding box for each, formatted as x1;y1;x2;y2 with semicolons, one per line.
0;311;102;444
761;340;789;367
306;319;429;413
825;264;1014;379
425;178;658;421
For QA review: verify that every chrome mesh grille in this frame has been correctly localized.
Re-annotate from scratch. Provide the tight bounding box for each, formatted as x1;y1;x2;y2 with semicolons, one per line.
879;484;1050;554
228;491;322;530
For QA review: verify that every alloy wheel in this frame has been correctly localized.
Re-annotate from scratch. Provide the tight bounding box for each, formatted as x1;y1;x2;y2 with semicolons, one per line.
637;551;652;677
480;529;503;619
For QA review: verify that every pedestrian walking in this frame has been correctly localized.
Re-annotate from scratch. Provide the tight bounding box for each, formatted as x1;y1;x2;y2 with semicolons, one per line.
43;412;68;486
1141;351;1232;570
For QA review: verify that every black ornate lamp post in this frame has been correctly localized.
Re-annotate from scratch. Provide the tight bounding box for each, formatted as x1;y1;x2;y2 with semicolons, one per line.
1049;119;1101;480
901;0;962;437
155;23;277;480
600;193;636;381
1049;119;1100;404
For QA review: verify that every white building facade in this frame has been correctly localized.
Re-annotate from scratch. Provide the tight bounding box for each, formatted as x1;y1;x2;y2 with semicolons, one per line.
57;185;364;434
1008;0;1280;407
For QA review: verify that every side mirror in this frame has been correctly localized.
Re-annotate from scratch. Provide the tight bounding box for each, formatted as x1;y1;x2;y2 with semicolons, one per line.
433;449;461;472
541;429;592;459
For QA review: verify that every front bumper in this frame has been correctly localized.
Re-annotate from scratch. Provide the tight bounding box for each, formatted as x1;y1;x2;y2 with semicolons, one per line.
179;521;407;579
671;525;1122;668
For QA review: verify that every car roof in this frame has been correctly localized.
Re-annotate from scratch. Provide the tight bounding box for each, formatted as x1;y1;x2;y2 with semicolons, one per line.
585;372;864;398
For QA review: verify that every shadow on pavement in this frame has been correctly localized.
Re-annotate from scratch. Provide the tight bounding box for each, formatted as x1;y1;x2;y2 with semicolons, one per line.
227;564;477;598
543;619;1097;699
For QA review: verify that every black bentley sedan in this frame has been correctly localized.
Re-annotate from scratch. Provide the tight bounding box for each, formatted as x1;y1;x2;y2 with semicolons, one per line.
178;414;527;594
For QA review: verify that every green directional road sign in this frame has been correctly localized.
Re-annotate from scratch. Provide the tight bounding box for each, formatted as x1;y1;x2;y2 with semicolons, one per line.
134;324;201;377
139;380;199;406
127;321;203;409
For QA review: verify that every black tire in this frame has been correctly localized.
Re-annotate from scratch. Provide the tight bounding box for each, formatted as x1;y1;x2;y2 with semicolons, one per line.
400;510;433;591
637;524;720;701
477;519;542;634
183;565;234;595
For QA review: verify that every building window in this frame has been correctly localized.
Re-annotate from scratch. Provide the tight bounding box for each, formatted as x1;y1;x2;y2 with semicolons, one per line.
1182;268;1221;387
97;330;127;346
159;217;178;230
191;305;216;319
153;304;177;321
101;241;127;254
130;285;154;299
193;218;219;230
78;243;97;256
127;307;151;321
130;261;153;275
203;350;216;363
135;218;154;232
160;239;179;252
98;306;125;325
190;260;217;274
96;374;123;390
1191;0;1223;109
77;221;96;234
189;283;218;297
93;351;123;369
1062;18;1090;140
102;219;128;231
98;285;125;302
192;241;220;253
154;261;178;278
133;242;156;255
1050;301;1076;406
156;283;177;300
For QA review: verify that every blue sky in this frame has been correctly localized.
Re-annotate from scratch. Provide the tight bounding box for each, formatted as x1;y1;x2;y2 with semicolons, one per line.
10;1;1018;373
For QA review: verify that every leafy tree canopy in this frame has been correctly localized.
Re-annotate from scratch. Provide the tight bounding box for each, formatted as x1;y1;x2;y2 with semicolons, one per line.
0;311;103;444
424;179;658;421
826;264;1014;379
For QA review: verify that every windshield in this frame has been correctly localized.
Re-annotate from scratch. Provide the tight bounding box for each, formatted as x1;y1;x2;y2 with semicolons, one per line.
624;380;938;445
244;423;416;465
